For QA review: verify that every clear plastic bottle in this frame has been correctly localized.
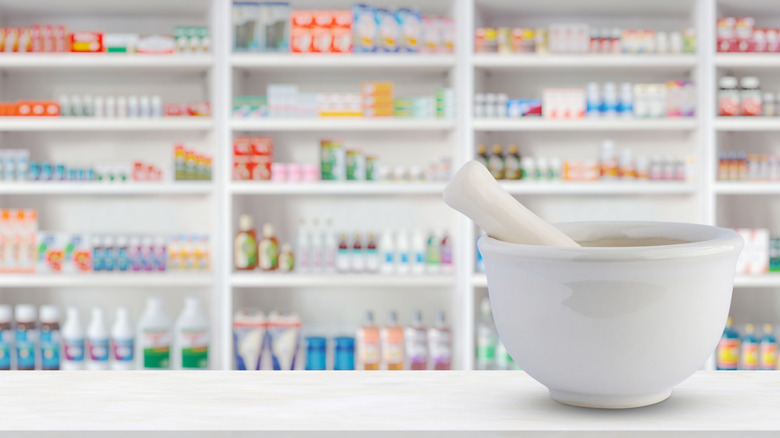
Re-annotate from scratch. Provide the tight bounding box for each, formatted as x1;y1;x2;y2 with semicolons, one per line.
740;323;759;370
336;233;351;273
428;311;451;370
476;298;497;370
310;218;323;273
356;311;380;370
323;218;337;273
258;223;279;271
62;307;85;370
351;233;365;273
405;311;428;370
365;233;380;273
87;307;110;370
440;230;453;274
111;307;135;370
411;229;426;275
381;311;405;370
295;219;309;273
759;323;777;370
234;214;257;270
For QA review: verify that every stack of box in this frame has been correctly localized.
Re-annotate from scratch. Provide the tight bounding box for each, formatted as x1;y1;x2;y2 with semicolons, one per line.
174;144;213;181
35;233;91;274
233;136;273;181
267;84;299;118
0;209;38;273
362;81;393;117
542;88;585;119
436;88;455;119
736;228;770;275
318;94;361;117
291;9;352;53
0;26;69;52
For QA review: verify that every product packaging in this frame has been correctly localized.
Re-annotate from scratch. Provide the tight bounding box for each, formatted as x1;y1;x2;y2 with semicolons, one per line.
267;310;301;370
233;1;261;51
353;4;377;52
233;308;267;370
70;31;103;52
259;2;290;52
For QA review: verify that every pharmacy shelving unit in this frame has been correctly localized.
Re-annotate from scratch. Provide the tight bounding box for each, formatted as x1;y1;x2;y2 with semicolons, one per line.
0;0;226;368
5;0;780;371
221;0;465;370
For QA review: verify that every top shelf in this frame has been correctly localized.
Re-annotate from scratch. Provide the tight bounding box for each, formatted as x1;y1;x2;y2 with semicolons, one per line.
473;54;698;71
231;54;456;72
0;54;213;72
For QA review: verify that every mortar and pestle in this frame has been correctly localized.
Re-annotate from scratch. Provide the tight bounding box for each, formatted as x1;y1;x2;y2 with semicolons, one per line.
444;161;744;409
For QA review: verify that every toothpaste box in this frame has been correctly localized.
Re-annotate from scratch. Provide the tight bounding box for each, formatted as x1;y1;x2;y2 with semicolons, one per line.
353;4;377;53
507;99;542;118
70;31;103;52
291;9;314;53
396;8;422;52
376;8;399;52
331;10;352;53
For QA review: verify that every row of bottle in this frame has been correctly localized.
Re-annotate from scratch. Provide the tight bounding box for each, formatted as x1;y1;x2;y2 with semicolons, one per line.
59;94;163;118
717;152;780;181
0;297;209;370
716;318;778;370
477;142;692;182
717;76;776;117
475;298;518;370
356;310;452;371
234;216;454;274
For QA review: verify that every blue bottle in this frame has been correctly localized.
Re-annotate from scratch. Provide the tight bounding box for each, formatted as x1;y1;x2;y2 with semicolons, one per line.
716;317;740;370
740;323;759;370
334;336;355;371
305;337;327;371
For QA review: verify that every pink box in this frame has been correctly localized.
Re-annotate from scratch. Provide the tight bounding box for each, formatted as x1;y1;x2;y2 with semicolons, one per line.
271;163;287;182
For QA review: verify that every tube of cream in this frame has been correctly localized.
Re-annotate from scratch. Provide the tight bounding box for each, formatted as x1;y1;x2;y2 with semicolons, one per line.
268;310;301;370
233;308;266;370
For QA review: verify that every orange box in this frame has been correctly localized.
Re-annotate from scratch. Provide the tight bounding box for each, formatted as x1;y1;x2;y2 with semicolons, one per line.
291;10;314;53
361;81;393;96
312;26;332;53
3;28;19;52
15;100;60;117
331;26;352;53
42;25;54;52
31;25;43;52
363;108;394;117
313;10;334;27
54;26;68;52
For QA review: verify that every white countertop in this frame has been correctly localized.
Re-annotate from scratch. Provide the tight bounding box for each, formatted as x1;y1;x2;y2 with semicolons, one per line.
1;371;779;433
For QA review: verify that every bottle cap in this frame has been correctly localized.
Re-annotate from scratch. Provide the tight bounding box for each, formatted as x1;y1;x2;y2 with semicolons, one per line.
15;304;36;323
239;214;253;231
492;144;502;154
365;310;375;325
745;323;755;333
741;76;759;89
764;323;773;334
412;310;423;325
388;310;398;325
116;306;130;322
435;311;446;326
0;305;11;323
262;223;274;237
719;76;737;89
67;307;80;322
40;305;59;323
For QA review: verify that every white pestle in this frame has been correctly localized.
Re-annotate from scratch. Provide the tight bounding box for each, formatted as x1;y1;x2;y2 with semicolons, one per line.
443;161;580;247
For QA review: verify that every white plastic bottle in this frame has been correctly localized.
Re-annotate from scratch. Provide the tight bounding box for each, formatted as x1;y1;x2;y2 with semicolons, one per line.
395;230;410;275
296;219;310;273
411;229;426;275
173;297;210;370
310;218;323;273
380;231;395;275
323;218;337;273
87;307;110;370
136;297;172;370
62;307;85;370
476;298;497;370
111;307;135;370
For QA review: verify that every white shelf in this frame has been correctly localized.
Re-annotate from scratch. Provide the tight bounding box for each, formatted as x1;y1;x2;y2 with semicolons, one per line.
0;183;213;195
713;182;780;195
230;182;445;195
231;273;455;288
231;54;455;72
231;118;455;132
0;118;213;131
472;118;698;131
734;275;780;288
714;54;780;69
500;181;697;195
714;117;780;131
473;54;697;70
0;274;214;288
0;54;213;71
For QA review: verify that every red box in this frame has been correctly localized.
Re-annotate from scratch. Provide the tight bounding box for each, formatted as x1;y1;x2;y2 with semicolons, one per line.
332;26;352;53
291;10;314;53
165;103;186;116
736;17;755;52
15;100;60;117
313;10;334;27
42;25;54;52
312;26;332;53
54;26;68;52
717;17;736;52
71;31;103;53
187;101;211;117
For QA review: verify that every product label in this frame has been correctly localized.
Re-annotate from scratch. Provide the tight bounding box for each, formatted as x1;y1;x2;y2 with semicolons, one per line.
89;338;110;362
337;248;351;271
383;331;404;365
383;251;394;264
179;329;209;369
259;239;279;270
118;247;130;271
359;330;380;367
113;338;134;362
400;253;409;264
366;249;379;271
64;338;85;361
717;338;739;369
40;329;61;370
405;329;427;368
141;329;171;369
760;342;778;370
0;330;12;370
741;342;759;370
234;234;257;269
93;247;104;271
15;329;38;369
